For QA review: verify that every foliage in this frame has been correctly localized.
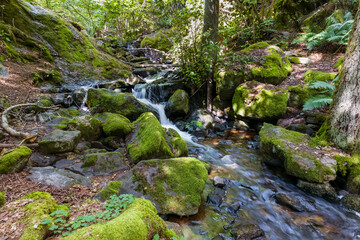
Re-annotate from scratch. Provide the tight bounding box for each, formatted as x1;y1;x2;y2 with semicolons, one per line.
293;11;354;49
0;29;11;42
41;194;135;237
185;120;203;131
152;234;186;240
303;76;338;110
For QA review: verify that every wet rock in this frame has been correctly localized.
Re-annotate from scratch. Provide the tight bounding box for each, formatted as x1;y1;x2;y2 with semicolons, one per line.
341;194;360;212
207;188;226;206
227;202;241;215
27;166;91;188
82;152;129;176
126;112;187;164
67;115;102;141
0;62;9;77
275;193;306;212
233;120;250;131
87;88;157;121
72;88;86;107
231;222;265;240
133;67;159;78
39;130;81;154
0;146;32;174
30;152;57;167
98;79;132;91
165;89;189;119
116;157;208;216
248;141;260;149
51;93;73;107
232;81;289;120
260;123;337;183
188;109;214;130
213;176;227;188
297;180;338;202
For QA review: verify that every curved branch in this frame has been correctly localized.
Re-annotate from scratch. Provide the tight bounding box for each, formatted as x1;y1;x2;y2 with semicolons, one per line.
1;103;58;138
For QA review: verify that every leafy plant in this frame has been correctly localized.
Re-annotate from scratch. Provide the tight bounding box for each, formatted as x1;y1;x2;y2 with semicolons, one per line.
185;120;203;131
0;30;11;42
303;76;338;110
41;194;135;237
293;11;354;49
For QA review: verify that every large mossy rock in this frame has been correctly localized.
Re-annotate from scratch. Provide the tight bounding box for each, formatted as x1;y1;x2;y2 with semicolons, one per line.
0;146;32;174
67;115;102;141
20;192;67;240
62;198;177;240
39;130;81;153
215;70;245;107
94;112;133;137
165;89;189;119
116;158;208;216
82;152;129;176
232;81;289;120
1;0;130;80
304;70;337;83
87;88;156;121
126;112;188;164
260;123;337;183
242;42;292;85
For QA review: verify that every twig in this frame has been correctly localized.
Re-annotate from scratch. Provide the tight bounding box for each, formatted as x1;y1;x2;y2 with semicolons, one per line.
0;143;38;148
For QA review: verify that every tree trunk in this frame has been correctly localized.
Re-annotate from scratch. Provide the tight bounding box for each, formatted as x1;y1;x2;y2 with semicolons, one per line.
203;0;219;113
329;2;360;151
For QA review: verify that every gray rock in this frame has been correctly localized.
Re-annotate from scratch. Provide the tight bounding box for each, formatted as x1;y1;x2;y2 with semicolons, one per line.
0;62;9;77
207;188;226;206
39;130;81;153
231;222;265;240
133;67;159;78
213;176;227;188
29;152;57;167
51;93;73;107
341;194;360;212
82;152;129;176
297;180;338;202
27;167;91;188
233;120;250;131
274;192;315;212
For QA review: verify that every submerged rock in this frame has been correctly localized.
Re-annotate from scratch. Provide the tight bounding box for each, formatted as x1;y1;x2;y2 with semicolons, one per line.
0;146;32;174
39;130;81;153
260;123;337;183
232;81;289;120
87;88;157;121
82;151;129;176
27;166;91;188
165;89;189;119
126;112;187;164
231;222;265;240
62;198;178;240
116;157;208;216
297;180;338;202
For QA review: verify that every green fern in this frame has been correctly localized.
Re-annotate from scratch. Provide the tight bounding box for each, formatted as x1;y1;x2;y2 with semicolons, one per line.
293;11;354;49
303;95;333;110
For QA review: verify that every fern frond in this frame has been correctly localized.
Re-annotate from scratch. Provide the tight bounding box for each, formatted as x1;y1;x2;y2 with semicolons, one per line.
303;95;333;110
309;81;335;91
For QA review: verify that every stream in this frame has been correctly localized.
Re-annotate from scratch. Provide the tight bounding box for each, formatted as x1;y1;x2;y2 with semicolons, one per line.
52;47;360;240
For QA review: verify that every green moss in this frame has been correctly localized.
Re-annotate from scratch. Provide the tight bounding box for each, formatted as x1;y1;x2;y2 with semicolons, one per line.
166;128;188;158
232;81;289;119
304;70;337;83
56;108;81;118
287;85;316;108
334;155;353;176
61;198;177;240
140;30;173;52
0;192;5;208
127;113;173;164
309;120;332;147
37;99;52;107
166;89;189;117
215;70;245;105
98;181;122;200
32;70;62;87
95;112;133;137
334;57;344;71
136;158;208;215
241;42;270;54
20;191;67;240
0;146;32;174
68;116;102;141
303;8;328;33
288;56;301;64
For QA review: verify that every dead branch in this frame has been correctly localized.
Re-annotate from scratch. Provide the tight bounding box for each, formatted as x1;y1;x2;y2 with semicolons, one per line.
1;103;58;138
0;143;38;148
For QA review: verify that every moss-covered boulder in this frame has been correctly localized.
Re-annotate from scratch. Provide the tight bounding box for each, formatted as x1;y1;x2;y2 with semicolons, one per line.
67;115;102;141
0;146;32;174
95;112;133;137
260;123;337;183
287;85;316;108
20;192;67;240
140;30;174;52
126;113;188;164
165;128;188;158
117;158;208;216
1;0;131;80
304;70;337;83
241;42;292;85
232;81;289;120
215;70;245;107
82;152;129;176
32;70;61;87
96;181;123;201
62;198;177;240
165;89;189;119
87;88;157;121
39;130;81;153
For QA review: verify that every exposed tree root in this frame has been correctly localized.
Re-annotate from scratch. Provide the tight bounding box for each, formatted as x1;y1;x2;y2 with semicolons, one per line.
1;103;58;138
0;143;38;148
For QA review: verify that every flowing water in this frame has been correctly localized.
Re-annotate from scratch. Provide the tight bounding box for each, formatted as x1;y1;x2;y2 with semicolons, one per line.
129;68;360;239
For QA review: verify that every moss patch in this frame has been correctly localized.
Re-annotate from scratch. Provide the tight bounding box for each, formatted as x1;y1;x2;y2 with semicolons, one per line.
32;70;61;87
98;181;123;200
140;30;174;52
166;128;188;158
0;146;32;174
334;57;344;71
67;115;102;141
95;112;133;137
304;70;336;83
0;192;5;208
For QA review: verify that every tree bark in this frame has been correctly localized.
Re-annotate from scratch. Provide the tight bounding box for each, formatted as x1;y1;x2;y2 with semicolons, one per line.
329;2;360;151
203;0;219;113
